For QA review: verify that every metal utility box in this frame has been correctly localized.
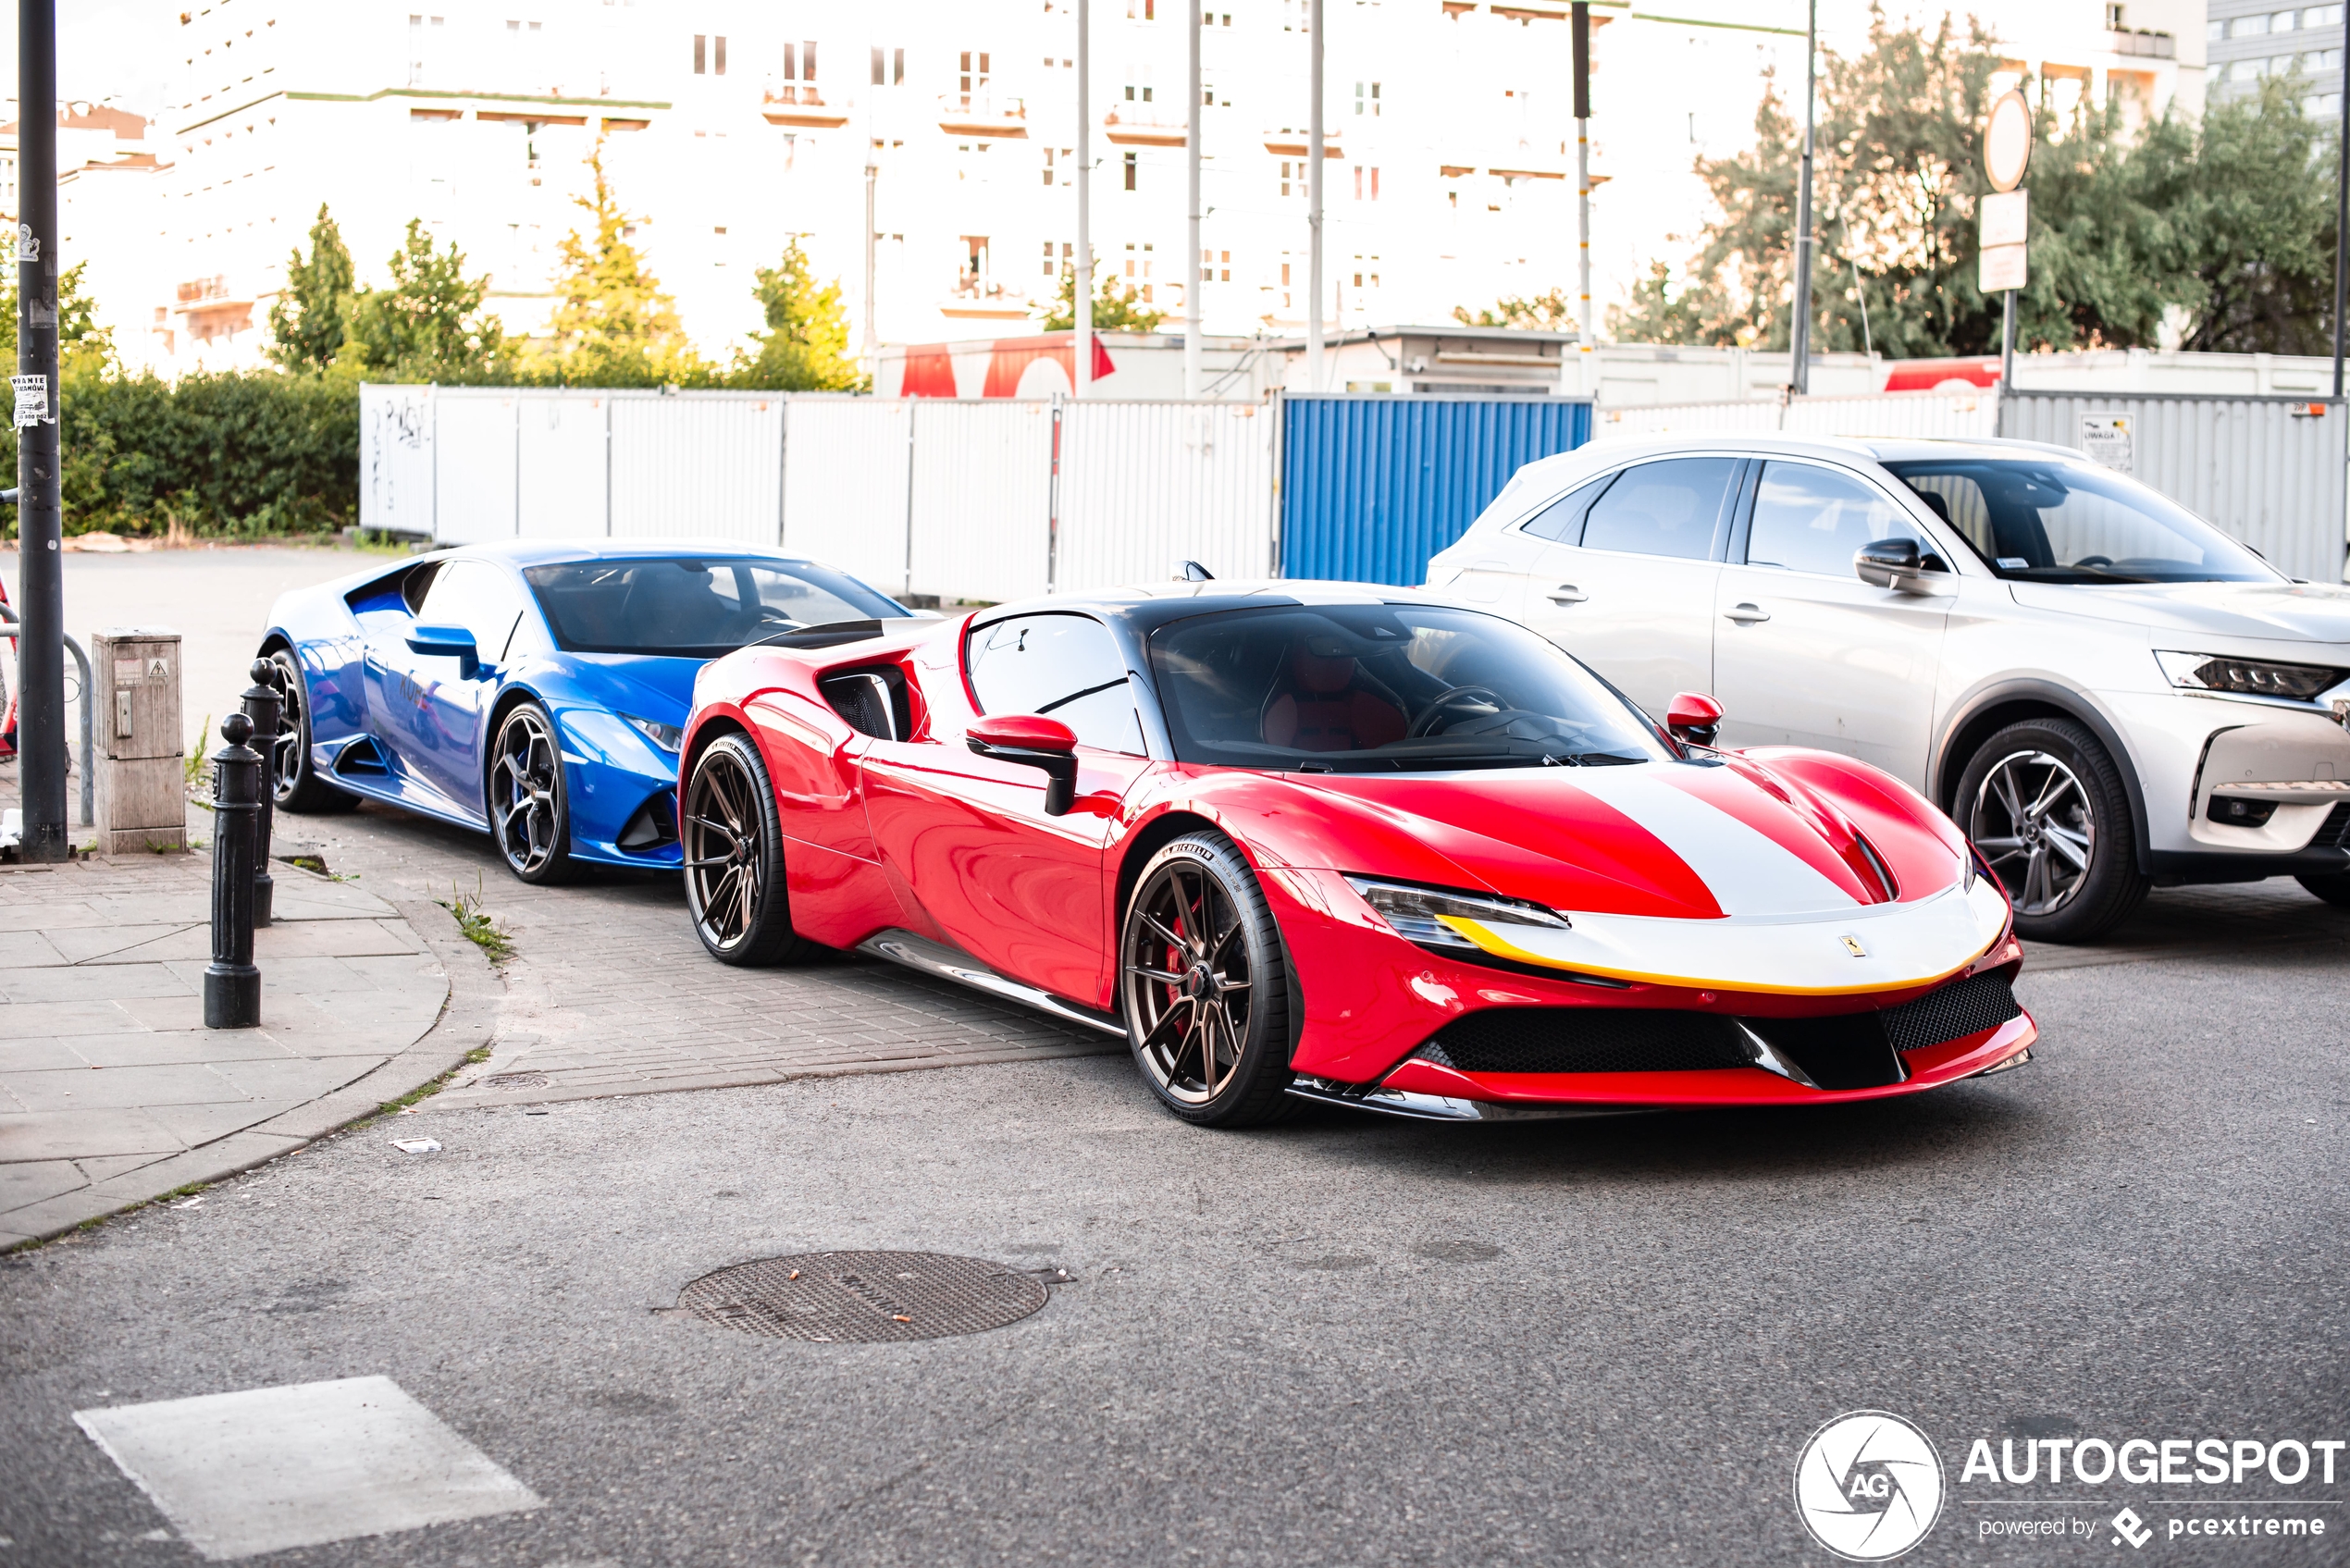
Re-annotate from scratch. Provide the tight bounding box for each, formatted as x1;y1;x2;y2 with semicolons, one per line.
92;628;186;855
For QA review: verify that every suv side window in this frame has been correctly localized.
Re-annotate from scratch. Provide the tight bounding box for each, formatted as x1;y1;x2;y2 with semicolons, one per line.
1743;462;1942;577
1577;457;1740;561
416;561;528;663
965;613;1144;754
1518;472;1616;543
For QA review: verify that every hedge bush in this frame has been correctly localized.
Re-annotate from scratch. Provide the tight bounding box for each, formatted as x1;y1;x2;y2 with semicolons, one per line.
7;367;360;538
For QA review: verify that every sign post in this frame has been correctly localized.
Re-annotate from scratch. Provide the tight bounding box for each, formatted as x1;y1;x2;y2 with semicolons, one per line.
14;0;66;861
1980;89;2033;391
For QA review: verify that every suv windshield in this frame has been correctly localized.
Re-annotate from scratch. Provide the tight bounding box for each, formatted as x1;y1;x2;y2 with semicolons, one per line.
1148;603;1669;772
524;557;903;657
1884;458;2277;585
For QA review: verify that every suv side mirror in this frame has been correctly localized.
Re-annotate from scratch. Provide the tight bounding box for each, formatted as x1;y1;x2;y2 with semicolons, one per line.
1855;537;1944;595
1666;691;1723;748
405;622;480;676
968;713;1080;815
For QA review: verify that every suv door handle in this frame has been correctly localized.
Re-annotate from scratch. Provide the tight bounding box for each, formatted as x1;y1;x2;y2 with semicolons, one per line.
1545;584;1588;604
1723;602;1772;624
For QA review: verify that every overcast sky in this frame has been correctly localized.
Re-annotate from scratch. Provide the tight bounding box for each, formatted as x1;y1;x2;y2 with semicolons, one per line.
0;0;177;122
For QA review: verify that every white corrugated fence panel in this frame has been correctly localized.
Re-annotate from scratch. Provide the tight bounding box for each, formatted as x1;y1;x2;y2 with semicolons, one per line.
1598;389;1998;440
360;384;435;537
1998;392;2349;584
909;401;1056;605
431;391;517;545
610;393;784;544
1057;401;1278;593
781;398;914;594
516;392;610;539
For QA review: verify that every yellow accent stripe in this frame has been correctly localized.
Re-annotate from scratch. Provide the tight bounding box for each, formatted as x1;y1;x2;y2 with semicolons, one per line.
1438;915;1979;997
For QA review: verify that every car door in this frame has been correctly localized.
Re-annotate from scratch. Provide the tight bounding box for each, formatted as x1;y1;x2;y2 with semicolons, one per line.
396;559;529;820
1710;458;1954;788
1517;454;1744;716
860;612;1154;1006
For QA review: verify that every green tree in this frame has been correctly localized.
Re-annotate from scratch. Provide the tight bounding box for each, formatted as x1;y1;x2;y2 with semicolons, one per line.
267;204;355;373
342;219;506;380
0;260;115;368
735;239;864;390
1453;288;1578;333
1036;266;1166;332
547;143;702;383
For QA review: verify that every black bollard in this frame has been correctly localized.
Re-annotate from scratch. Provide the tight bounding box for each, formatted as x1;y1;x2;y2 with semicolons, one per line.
241;659;283;926
204;712;263;1030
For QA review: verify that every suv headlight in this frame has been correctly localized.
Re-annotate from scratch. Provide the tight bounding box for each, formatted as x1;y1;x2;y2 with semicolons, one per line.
1343;876;1570;950
2154;650;2346;701
621;712;684;754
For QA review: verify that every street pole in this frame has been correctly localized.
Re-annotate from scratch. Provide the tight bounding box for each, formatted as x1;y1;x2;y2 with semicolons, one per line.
1787;0;1817;396
15;0;66;862
1306;0;1324;392
1075;0;1093;399
1572;3;1592;394
861;155;878;367
1185;0;1203;399
2002;288;2017;389
2333;43;2347;398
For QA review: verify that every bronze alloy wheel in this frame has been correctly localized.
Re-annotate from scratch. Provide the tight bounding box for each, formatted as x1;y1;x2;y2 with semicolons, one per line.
1968;748;2092;917
681;733;822;966
489;703;572;882
1119;834;1293;1125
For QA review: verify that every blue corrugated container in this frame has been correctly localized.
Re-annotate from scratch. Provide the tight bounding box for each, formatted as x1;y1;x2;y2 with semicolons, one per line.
1280;394;1593;585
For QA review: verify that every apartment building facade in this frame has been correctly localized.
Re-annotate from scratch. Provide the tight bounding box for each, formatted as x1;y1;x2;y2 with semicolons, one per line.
2204;0;2344;110
83;0;2208;378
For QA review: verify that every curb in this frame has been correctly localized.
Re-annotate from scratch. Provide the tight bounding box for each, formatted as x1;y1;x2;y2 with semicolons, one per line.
0;894;503;1251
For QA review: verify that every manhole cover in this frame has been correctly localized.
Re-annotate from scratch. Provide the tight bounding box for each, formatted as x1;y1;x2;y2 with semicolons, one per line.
676;1251;1049;1342
483;1072;550;1090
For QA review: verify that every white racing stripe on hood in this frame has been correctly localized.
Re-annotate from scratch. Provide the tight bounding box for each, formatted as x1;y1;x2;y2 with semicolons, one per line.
1561;766;1857;916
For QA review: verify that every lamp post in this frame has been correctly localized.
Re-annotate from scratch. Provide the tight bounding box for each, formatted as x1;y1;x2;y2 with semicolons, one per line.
1305;0;1324;391
1076;0;1094;398
15;0;66;862
1787;0;1818;396
1185;0;1204;398
1572;3;1593;391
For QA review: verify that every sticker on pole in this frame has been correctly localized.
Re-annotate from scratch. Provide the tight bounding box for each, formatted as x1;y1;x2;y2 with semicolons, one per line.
15;223;38;263
11;374;49;429
2079;414;2133;472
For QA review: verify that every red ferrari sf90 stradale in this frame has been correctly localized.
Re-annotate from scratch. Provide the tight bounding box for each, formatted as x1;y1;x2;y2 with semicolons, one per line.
676;583;2034;1127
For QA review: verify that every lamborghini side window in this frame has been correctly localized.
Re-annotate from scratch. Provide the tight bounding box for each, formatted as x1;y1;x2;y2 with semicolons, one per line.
966;613;1144;754
416;562;527;664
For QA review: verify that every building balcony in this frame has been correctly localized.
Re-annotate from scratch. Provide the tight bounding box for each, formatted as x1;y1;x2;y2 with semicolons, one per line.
942;273;1031;319
2105;30;2175;58
762;88;849;128
1261;131;1342;156
938;94;1028;138
1106;109;1186;147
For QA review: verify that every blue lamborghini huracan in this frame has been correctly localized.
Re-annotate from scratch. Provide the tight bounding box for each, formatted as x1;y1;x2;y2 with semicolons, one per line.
257;540;910;883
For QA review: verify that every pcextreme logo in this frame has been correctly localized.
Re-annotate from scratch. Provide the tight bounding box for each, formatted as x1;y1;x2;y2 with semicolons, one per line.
1795;1410;1947;1561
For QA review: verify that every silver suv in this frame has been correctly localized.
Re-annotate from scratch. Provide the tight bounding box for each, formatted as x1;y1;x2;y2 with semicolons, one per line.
1425;435;2350;942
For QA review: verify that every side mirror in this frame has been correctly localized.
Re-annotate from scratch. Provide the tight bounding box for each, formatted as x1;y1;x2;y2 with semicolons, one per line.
1855;537;1941;595
968;713;1079;815
1666;691;1723;749
405;622;479;676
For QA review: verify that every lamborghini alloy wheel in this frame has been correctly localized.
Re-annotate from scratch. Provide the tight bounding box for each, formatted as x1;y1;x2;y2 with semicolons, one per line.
1119;833;1294;1127
683;732;822;966
264;648;357;813
489;701;575;884
1956;717;2147;944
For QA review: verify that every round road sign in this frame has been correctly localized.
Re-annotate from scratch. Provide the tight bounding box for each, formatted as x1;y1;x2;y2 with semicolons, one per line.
1984;90;2033;192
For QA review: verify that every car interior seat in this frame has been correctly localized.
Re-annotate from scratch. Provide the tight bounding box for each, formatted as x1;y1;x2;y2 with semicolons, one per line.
1258;639;1409;753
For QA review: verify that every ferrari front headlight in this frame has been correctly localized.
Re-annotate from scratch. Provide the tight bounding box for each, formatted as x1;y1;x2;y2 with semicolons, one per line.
1342;876;1571;950
2155;649;2345;701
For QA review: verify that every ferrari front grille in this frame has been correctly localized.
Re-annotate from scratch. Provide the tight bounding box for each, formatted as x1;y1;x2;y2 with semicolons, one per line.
1416;1009;1751;1075
1881;971;2022;1054
1412;970;2024;1082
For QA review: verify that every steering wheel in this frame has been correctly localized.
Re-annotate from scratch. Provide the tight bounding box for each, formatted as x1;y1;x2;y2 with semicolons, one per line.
2072;554;2113;569
1408;685;1504;738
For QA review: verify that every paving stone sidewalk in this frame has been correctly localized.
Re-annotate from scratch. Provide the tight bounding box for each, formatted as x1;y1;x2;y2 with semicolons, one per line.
0;853;489;1248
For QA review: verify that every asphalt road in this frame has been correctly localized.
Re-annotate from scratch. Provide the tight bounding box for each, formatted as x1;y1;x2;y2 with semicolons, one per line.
5;930;2346;1566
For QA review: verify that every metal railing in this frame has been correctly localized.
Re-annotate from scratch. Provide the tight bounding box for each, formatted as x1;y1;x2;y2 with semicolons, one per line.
0;599;92;827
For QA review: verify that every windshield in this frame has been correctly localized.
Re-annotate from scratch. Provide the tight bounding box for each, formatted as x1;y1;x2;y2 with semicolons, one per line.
523;557;904;657
1884;459;2277;585
1147;602;1670;772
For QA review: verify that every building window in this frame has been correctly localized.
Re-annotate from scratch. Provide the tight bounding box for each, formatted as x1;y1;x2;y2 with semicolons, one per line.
408;14;443;87
783;41;818;99
1128;0;1156;18
1044;240;1074;277
1123;151;1138;190
2103;3;2124;29
693;33;705;73
1202;247;1231;281
1354;80;1380;116
959;51;991;105
872;46;905;86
